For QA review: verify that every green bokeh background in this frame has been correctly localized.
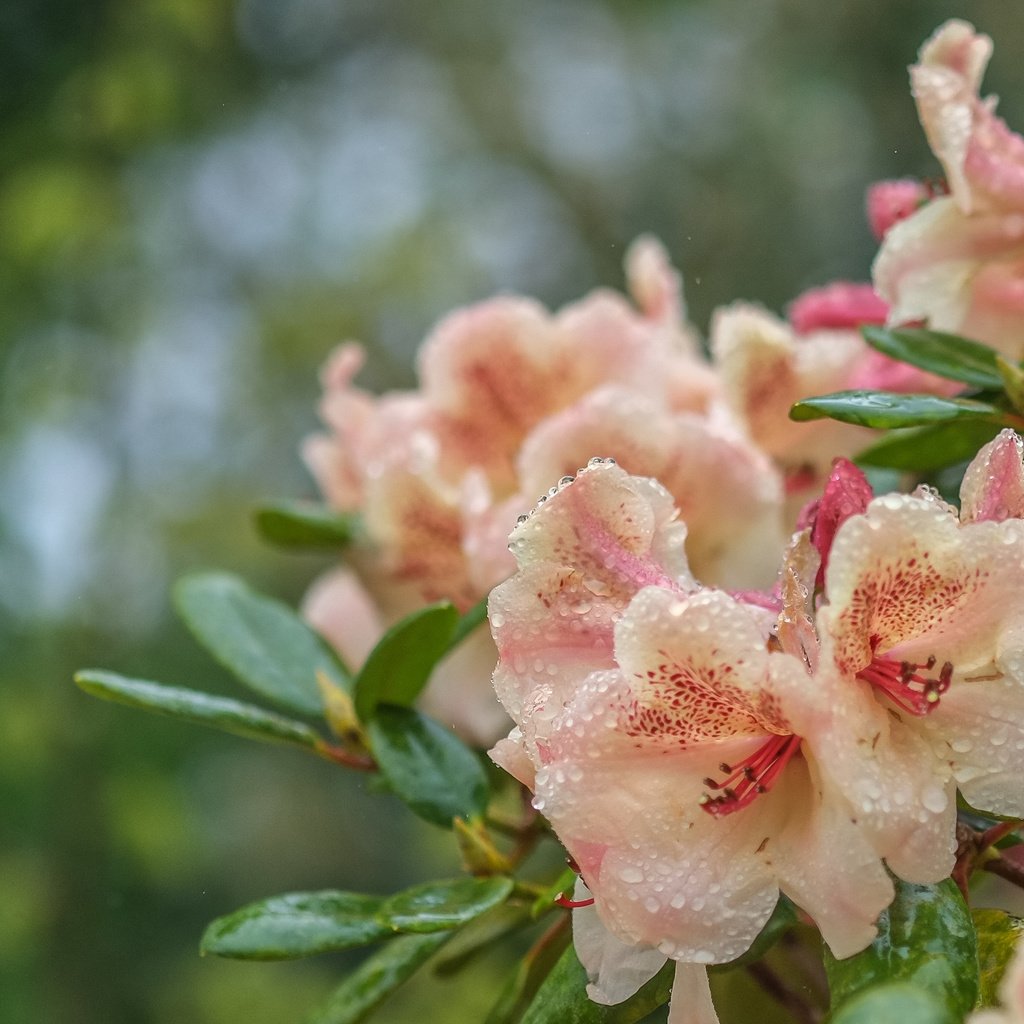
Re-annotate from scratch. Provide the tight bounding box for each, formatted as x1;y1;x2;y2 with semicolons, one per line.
3;1;1023;1021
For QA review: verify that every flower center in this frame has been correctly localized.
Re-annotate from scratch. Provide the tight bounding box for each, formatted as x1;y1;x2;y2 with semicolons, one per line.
856;652;953;716
699;734;802;817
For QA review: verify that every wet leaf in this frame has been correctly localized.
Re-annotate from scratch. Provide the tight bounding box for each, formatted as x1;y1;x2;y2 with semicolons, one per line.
201;891;390;960
74;670;321;750
829;981;956;1024
365;706;489;828
824;878;978;1020
855;420;1001;472
790;390;1002;429
377;876;514;934
305;932;452;1024
175;572;348;715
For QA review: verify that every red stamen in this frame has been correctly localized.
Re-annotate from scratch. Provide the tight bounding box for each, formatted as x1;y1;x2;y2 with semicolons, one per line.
699;734;802;817
555;893;595;909
857;653;953;716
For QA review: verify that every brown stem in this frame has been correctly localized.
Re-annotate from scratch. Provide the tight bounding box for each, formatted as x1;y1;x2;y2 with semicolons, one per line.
314;741;376;772
746;961;823;1024
982;854;1024;889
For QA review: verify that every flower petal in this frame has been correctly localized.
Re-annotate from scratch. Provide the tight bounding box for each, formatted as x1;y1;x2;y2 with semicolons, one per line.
960;430;1024;524
667;962;720;1024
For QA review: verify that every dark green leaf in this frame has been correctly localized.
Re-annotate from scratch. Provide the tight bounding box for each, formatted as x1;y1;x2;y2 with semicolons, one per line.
519;945;674;1024
255;500;359;549
824;878;978;1020
175;572;349;715
305;932;452;1024
712;896;798;972
354;602;459;721
377;876;514;934
201;891;390;960
433;904;533;977
74;670;321;750
973;908;1024;1008
861;326;1004;390
829;982;956;1024
790;390;1002;429
366;705;489;828
855;420;1002;472
485;920;572;1024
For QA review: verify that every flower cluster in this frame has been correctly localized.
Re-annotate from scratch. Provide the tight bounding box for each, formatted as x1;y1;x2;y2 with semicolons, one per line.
488;433;1024;1021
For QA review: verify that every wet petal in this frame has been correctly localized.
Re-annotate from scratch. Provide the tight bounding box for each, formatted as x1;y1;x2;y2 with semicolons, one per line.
667;962;720;1024
961;429;1024;524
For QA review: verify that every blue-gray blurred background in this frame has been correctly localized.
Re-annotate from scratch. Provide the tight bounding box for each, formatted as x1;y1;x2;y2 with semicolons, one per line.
3;1;1023;1020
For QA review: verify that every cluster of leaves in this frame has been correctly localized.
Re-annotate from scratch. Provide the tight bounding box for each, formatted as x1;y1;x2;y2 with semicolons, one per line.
75;323;1024;1023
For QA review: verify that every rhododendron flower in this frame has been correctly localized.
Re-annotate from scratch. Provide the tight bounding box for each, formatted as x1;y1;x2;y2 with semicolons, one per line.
488;461;897;1017
303;238;784;742
709;294;954;502
807;436;1024;870
874;20;1024;357
970;935;1024;1023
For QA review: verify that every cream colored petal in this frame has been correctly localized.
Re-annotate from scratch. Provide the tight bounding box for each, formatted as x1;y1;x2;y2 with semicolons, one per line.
667;962;720;1024
573;895;667;1005
961;430;1024;523
301;567;384;672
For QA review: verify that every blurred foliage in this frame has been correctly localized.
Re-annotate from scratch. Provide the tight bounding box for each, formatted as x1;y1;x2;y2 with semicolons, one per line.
3;0;1024;1021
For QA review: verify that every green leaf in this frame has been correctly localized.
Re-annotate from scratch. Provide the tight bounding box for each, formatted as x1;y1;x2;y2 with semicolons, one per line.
354;602;459;721
365;705;489;828
829;982;956;1024
377;876;514;934
433;904;533;977
997;356;1024;415
855;420;1002;472
201;892;391;960
74;670;321;751
861;326;1004;390
712;896;798;972
790;390;1003;429
485;920;572;1024
254;500;359;549
175;572;349;716
519;945;674;1024
973;908;1024;1008
305;931;452;1024
824;878;978;1020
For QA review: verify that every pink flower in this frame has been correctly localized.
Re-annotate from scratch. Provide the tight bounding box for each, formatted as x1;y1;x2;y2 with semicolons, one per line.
489;462;896;1016
809;439;1024;867
304;239;782;742
867;179;930;241
874;21;1024;357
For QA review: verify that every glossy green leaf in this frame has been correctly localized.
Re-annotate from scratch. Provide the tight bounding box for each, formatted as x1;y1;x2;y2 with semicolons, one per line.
175;571;348;715
973;908;1024;1008
855;420;1001;472
254;500;359;548
377;876;514;934
353;602;459;721
305;931;452;1024
201;891;390;960
519;944;674;1024
74;670;321;750
790;390;1002;429
365;705;489;828
824;879;978;1020
861;326;1004;390
829;982;956;1024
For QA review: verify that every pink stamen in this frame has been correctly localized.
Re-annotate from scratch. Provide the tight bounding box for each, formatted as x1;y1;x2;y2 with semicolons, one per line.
856;652;953;715
699;734;802;817
555;893;595;909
